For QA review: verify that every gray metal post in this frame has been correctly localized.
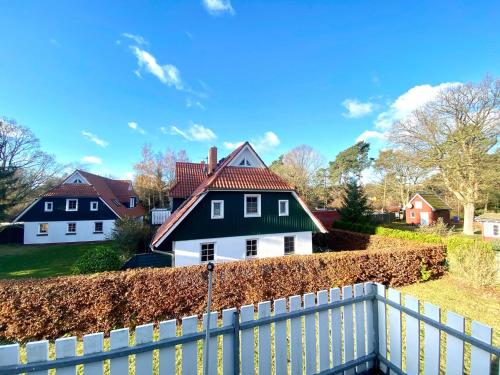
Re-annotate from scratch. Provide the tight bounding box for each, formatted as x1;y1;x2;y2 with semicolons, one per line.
203;262;214;375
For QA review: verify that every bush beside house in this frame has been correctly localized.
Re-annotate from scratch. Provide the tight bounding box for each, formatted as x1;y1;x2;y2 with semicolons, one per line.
0;242;444;341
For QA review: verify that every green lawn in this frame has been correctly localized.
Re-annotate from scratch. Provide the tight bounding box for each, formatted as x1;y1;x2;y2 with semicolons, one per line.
0;242;109;279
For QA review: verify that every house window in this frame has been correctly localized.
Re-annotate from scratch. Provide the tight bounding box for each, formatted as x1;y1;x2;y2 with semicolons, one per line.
246;239;258;257
244;194;261;217
94;222;103;233
278;200;289;216
66;199;78;211
284;236;295;255
44;202;53;212
410;211;416;219
67;222;76;234
90;201;99;211
201;243;215;262
239;157;251;166
129;197;136;208
211;200;224;219
494;225;499;236
38;223;48;235
415;201;422;209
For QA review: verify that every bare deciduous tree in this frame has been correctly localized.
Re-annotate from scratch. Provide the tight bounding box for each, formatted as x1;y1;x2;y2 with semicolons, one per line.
390;77;499;235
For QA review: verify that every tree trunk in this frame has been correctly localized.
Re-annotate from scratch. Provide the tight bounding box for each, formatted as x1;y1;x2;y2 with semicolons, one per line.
463;202;475;236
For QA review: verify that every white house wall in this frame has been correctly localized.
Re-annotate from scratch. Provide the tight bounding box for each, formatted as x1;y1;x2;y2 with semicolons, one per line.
173;231;312;267
483;222;500;239
23;220;115;244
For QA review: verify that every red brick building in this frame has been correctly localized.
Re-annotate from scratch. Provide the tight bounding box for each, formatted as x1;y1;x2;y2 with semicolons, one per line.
405;192;451;225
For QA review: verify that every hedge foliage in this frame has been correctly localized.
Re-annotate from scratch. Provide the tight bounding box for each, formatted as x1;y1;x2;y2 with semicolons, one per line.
0;243;445;342
72;247;122;275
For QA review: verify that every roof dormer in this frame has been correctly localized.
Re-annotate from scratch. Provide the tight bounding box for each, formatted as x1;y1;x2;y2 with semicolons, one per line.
63;171;90;185
228;143;266;168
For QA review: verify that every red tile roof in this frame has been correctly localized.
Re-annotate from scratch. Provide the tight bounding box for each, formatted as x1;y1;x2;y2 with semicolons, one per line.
44;184;98;197
170;162;207;198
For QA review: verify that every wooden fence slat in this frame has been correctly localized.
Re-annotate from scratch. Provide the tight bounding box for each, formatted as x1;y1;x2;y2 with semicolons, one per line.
364;282;375;370
274;298;288;375
241;304;255;375
317;290;330;372
289;295;303;375
83;332;104;375
0;343;19;367
110;328;129;375
182;315;199;375
470;321;492;375
26;340;49;375
388;288;402;374
203;312;218;375
404;295;419;375
445;312;464;375
222;308;237;375
354;283;367;373
258;301;272;375
135;323;154;375
376;283;387;373
342;285;354;375
304;293;317;374
330;288;342;368
159;319;177;375
423;302;441;375
55;337;77;375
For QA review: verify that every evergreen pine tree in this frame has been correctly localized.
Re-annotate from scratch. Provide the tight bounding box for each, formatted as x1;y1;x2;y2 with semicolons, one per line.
338;178;371;223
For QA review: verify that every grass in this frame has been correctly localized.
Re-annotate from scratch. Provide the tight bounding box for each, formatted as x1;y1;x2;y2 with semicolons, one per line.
0;242;110;279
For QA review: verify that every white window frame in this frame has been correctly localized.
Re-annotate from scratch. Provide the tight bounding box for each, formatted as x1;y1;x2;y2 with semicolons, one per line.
415;200;423;209
410;211;416;219
90;201;99;211
284;235;295;255
200;242;215;263
66;199;78;211
211;200;224;219
244;194;261;218
129;197;136;208
44;202;53;212
278;200;289;216
94;221;103;233
245;238;258;258
38;223;48;235
66;222;77;234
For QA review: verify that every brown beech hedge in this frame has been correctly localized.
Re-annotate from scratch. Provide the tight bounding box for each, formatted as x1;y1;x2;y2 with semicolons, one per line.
0;242;445;342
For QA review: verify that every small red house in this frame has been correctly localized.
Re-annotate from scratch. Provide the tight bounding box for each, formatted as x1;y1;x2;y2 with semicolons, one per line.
405;192;451;226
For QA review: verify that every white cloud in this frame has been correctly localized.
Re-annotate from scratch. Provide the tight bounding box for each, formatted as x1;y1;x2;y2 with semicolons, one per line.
170;124;217;142
122;33;148;46
130;46;183;90
49;38;61;47
224;131;280;153
123;171;134;180
375;82;460;129
128;121;146;134
81;156;102;165
356;130;386;143
342;99;374;118
81;131;109;147
186;97;206;110
202;0;235;15
159;126;168;134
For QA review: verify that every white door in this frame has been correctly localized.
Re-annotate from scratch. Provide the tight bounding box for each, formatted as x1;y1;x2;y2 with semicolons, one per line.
420;212;430;226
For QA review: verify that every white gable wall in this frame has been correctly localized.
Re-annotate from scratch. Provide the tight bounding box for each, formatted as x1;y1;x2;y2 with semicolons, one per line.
228;146;266;168
63;171;90;185
173;231;312;267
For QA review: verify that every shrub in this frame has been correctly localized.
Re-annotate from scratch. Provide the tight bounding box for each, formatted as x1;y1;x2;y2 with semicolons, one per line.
417;218;454;237
0;244;445;341
108;217;149;256
72;247;122;275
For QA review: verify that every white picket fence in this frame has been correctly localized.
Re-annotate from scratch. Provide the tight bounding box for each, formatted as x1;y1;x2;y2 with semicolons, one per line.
0;282;498;374
151;208;171;225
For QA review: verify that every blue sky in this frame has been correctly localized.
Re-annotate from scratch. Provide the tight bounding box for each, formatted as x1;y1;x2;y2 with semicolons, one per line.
1;0;499;179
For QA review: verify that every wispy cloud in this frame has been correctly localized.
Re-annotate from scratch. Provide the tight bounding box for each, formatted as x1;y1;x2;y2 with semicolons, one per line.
49;38;61;47
81;131;109;147
375;82;460;129
356;130;386;143
170;124;217;142
81;156;103;165
128;121;146;134
224;131;280;153
122;33;148;46
186;97;206;110
342;99;374;118
202;0;235;15
130;46;183;90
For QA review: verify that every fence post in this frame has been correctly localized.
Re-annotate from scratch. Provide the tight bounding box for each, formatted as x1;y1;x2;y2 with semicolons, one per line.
369;282;379;370
233;310;240;375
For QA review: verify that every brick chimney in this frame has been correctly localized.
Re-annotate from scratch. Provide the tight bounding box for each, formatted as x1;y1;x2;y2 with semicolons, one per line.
208;146;217;174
